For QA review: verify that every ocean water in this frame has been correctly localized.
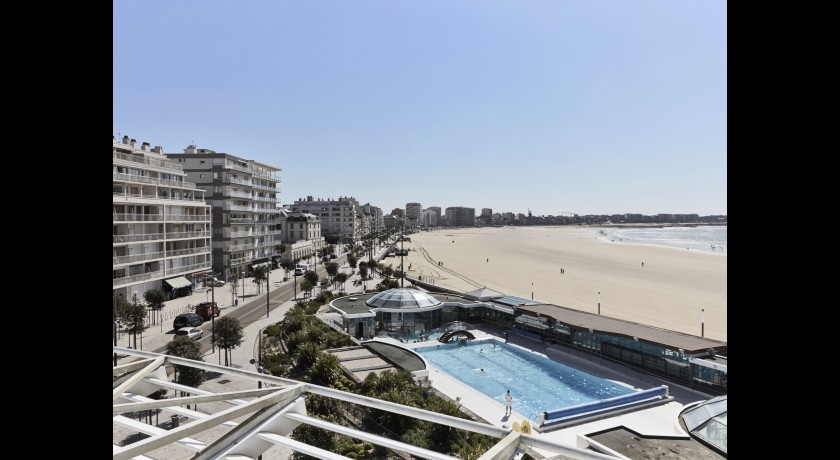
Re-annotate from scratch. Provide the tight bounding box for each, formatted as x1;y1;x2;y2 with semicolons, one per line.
594;225;727;253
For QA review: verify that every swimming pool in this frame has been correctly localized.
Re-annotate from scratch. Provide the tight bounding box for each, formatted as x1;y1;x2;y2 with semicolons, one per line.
415;339;636;420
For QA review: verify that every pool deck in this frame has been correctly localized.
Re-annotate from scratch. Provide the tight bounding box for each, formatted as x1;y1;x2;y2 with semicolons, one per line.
385;328;712;455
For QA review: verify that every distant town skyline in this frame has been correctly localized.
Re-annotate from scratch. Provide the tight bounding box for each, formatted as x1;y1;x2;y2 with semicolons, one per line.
114;1;727;217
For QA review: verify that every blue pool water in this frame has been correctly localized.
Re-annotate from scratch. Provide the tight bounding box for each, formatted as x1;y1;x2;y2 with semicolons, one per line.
415;339;636;420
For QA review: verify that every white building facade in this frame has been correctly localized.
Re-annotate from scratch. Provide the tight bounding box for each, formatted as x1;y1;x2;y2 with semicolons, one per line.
113;136;213;300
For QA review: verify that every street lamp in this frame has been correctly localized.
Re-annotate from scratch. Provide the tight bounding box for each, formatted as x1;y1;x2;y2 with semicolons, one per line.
113;290;118;367
531;283;534;301
211;280;216;353
701;308;705;337
266;264;270;318
598;291;601;315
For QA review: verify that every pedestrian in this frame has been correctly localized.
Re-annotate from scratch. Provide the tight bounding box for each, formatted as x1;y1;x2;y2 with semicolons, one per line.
641;262;644;267
486;258;489;263
504;390;513;416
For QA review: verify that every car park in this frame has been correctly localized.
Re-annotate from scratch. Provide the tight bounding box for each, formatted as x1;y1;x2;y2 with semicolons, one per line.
174;326;203;340
173;313;203;330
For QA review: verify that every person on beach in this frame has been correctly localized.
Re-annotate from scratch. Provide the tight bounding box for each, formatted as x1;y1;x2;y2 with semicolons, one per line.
504;390;513;416
641;262;644;267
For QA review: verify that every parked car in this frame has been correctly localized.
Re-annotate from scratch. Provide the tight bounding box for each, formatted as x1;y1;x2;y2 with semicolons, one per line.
174;326;203;340
173;313;203;330
329;254;337;259
208;277;225;287
195;301;220;320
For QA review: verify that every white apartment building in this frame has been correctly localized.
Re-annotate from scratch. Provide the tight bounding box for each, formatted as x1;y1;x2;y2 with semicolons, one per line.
112;136;212;300
291;196;361;246
165;146;282;281
278;209;324;263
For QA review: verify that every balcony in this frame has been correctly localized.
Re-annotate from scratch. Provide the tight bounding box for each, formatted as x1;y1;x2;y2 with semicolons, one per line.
113;213;164;222
166;214;211;222
113;151;184;172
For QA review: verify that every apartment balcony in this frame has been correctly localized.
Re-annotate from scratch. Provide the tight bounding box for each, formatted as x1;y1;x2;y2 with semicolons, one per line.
252;183;277;193
166;214;211;222
113;172;199;191
113;269;165;288
225;190;254;200
113;151;184;172
225;162;253;175
112;247;210;266
224;176;251;186
113;213;164;222
230;217;254;224
226;232;253;239
228;243;254;252
166;230;211;240
223;204;253;212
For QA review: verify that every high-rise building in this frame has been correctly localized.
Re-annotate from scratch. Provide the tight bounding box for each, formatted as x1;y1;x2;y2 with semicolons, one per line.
444;207;476;227
291;196;360;246
405;202;422;228
113;136;212;300
165;145;281;280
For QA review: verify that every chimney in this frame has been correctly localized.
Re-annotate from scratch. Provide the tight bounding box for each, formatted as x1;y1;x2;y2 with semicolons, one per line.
141;142;150;151
122;135;129;145
184;144;197;154
151;146;164;154
129;138;136;148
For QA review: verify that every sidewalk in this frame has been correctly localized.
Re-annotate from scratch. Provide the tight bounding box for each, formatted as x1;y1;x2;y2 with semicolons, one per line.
114;251;389;363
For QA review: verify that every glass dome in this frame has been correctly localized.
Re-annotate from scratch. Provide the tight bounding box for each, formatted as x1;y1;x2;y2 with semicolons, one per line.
365;288;441;310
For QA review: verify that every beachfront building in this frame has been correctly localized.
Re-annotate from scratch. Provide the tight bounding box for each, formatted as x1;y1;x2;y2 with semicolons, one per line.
165;146;282;280
277;209;324;263
444;206;475;227
290;195;361;246
113;136;213;300
423;207;439;228
328;286;727;395
405;202;422;229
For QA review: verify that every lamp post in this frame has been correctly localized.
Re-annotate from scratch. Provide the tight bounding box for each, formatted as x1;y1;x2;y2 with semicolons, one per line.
701;308;705;337
132;291;139;350
598;291;601;315
294;270;298;300
113;291;118;367
531;283;534;300
242;268;245;298
266;265;270;318
211;281;216;353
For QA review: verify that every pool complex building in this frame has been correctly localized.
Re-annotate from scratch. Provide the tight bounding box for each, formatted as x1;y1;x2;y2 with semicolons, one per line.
327;287;727;395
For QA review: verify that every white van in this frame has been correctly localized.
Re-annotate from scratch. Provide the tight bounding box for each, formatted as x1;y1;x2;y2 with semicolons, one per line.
294;265;307;276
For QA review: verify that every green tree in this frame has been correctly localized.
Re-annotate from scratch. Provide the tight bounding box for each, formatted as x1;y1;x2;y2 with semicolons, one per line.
165;336;206;387
295;342;322;370
382;265;394;279
309;352;342;386
358;262;368;280
325;262;339;279
303;270;318;286
212;316;245;366
143;288;167;327
336;272;348;291
251;265;267;294
229;272;239;304
347;254;357;270
300;279;314;299
117;293;148;349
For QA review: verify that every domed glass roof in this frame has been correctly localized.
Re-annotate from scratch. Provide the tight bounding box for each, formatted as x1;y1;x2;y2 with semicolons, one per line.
366;288;441;309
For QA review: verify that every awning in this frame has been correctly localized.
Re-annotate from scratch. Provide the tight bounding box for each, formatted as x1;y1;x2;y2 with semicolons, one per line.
164;276;191;289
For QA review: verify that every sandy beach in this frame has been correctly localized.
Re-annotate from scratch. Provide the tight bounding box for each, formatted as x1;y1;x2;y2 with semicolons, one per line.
383;226;726;343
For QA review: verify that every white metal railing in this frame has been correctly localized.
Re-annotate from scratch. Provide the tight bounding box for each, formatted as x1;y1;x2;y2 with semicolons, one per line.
113;151;183;171
113;233;164;243
168;247;211;257
224;205;252;212
166;214;211;222
166;231;210;239
112;251;164;265
225;177;251;186
113;213;164;222
113;270;165;287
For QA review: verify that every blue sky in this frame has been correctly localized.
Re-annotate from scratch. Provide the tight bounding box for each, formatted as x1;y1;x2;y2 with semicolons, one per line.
113;1;726;217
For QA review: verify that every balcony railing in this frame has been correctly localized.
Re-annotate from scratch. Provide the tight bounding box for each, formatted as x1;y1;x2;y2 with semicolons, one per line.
113;269;164;287
168;247;212;257
113;213;164;222
166;214;211;222
224;205;253;212
113;251;165;265
166;231;211;239
113;151;183;171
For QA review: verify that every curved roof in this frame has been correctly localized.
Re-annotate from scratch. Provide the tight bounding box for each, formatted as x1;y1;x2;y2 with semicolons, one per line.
366;288;441;310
